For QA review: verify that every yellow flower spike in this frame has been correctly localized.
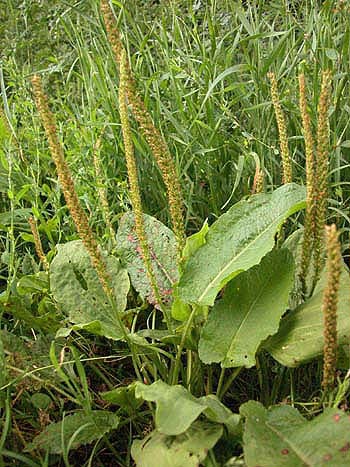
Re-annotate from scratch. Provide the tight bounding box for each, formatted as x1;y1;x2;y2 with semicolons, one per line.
298;73;316;295
31;75;111;297
313;70;332;286
268;71;292;184
100;0;185;259
322;224;341;392
28;216;49;271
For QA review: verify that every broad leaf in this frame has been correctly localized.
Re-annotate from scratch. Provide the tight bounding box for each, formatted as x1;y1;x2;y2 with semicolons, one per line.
50;240;129;341
135;380;240;436
264;264;350;367
199;249;294;368
178;183;306;306
241;400;350;466
116;212;179;306
131;421;222;467
25;411;119;454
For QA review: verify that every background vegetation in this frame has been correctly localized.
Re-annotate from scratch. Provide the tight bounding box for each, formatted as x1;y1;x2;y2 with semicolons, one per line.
1;0;350;465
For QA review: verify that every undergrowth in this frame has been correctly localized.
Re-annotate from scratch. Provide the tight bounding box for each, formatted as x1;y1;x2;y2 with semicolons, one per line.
1;1;350;466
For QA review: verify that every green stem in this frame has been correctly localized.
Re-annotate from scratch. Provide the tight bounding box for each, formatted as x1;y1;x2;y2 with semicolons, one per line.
218;367;242;400
171;306;196;385
216;367;226;398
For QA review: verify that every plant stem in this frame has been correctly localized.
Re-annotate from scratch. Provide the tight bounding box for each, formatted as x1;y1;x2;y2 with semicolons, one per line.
171;306;196;385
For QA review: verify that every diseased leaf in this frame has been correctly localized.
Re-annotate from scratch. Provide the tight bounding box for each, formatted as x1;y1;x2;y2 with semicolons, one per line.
25;411;119;454
50;240;129;341
116;212;179;306
135;380;240;436
131;421;222;467
199;249;294;368
178;183;306;306
264;264;350;367
241;400;350;466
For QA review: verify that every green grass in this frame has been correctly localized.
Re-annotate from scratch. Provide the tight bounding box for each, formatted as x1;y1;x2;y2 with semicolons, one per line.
1;0;350;465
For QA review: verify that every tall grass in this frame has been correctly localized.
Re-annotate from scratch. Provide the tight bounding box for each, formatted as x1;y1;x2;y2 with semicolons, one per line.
1;0;350;464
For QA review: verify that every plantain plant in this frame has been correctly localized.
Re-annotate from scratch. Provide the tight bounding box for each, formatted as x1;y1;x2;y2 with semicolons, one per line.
2;2;350;466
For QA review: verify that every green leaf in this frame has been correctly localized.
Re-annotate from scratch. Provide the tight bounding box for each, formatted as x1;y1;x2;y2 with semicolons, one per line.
178;183;306;306
241;400;350;466
264;264;350;367
135;380;240;436
182;220;209;264
50;240;129;341
0;292;60;334
131;421;222;467
101;383;142;413
25;411;119;454
17;272;49;295
30;393;52;410
116;212;179;306
199;249;295;368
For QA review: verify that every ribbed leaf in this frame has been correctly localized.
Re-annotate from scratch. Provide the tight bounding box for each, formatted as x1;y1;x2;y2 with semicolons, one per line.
178;183;306;306
199;249;294;368
116;212;179;306
135;380;240;436
131;422;222;467
241;400;350;466
50;240;129;340
264;264;350;367
25;411;119;454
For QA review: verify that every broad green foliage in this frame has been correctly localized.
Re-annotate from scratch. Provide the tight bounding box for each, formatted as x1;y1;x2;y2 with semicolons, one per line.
199;249;295;368
264;264;350;367
134;380;240;436
132;421;222;467
101;383;142;414
241;400;350;466
0;329;60;388
182;220;209;264
172;221;209;320
25;411;119;454
0;272;60;333
50;240;129;340
178;183;306;306
116;212;179;306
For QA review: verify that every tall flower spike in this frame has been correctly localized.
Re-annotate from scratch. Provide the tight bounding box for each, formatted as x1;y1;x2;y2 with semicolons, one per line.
119;50;165;316
313;70;332;287
268;72;292;184
298;73;316;295
92;133;116;244
100;0;186;258
322;224;341;391
31;75;111;296
28;216;49;271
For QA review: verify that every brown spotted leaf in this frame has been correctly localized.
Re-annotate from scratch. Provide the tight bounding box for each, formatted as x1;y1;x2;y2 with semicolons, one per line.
116;212;179;306
241;400;350;466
